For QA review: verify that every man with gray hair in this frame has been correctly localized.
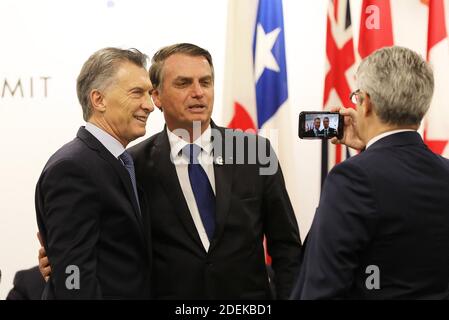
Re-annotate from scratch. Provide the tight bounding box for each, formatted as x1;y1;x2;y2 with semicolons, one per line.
35;47;154;298
291;46;449;299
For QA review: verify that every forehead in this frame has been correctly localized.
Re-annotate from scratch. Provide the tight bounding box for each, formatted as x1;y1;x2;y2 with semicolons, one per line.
114;61;151;87
163;53;212;79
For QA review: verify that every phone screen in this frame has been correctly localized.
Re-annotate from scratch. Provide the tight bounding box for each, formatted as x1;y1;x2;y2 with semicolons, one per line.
298;112;343;139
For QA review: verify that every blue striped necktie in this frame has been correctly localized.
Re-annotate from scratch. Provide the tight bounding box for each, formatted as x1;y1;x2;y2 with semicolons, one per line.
184;144;216;241
119;151;141;215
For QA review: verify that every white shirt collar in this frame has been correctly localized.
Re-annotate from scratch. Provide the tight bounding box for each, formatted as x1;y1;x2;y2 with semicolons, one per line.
85;122;125;158
366;129;415;150
167;125;213;160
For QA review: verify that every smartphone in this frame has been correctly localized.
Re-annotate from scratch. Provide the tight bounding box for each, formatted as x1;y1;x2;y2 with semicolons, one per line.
298;111;344;139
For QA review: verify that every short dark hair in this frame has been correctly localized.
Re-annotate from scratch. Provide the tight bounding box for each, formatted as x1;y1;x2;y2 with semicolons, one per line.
149;43;214;90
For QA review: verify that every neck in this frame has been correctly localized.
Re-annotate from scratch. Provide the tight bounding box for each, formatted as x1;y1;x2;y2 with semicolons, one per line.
363;122;418;145
88;116;129;147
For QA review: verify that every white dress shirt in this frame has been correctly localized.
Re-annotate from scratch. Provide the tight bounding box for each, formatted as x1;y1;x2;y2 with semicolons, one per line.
366;129;415;150
85;122;125;158
167;125;216;252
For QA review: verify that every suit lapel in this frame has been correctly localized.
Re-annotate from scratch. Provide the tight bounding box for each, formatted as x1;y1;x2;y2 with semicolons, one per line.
77;127;145;239
209;125;233;252
152;129;205;249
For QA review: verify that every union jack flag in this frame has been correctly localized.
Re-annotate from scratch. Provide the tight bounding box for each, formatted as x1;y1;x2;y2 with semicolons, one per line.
321;0;356;185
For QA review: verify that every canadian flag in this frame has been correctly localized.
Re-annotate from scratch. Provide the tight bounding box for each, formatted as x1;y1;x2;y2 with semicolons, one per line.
423;0;449;157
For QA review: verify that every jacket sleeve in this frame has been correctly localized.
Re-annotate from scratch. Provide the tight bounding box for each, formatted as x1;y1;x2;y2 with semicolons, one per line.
36;159;102;299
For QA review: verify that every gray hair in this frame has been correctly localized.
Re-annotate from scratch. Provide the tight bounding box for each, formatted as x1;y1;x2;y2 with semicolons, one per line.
76;47;148;121
149;43;214;91
356;46;434;126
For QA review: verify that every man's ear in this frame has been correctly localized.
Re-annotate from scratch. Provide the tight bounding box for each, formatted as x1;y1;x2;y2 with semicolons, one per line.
152;89;163;112
363;94;373;117
90;89;106;113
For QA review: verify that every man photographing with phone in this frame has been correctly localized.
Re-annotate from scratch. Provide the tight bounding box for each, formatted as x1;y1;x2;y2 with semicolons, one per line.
291;46;449;299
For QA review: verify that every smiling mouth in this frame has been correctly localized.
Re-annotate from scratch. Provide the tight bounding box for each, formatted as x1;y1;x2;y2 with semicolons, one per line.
188;104;206;111
134;115;147;123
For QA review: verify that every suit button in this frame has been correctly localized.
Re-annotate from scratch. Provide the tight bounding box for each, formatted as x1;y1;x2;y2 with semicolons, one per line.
206;262;213;267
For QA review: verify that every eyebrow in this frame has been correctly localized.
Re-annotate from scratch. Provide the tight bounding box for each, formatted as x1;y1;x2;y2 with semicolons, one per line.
127;86;153;93
173;75;213;82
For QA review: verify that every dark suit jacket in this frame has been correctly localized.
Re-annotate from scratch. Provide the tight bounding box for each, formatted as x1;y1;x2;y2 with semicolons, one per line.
35;127;151;299
303;129;318;138
6;266;45;300
319;127;337;137
129;123;301;299
291;131;449;299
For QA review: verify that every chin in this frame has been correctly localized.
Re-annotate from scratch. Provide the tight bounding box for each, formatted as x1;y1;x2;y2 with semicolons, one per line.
133;129;146;139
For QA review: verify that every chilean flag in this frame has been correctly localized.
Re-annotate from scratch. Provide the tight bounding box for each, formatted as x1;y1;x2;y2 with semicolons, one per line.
223;0;300;241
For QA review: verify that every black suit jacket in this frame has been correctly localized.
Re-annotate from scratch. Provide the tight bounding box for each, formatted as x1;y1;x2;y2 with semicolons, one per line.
291;131;449;299
35;127;151;299
303;129;318;138
129;123;301;299
6;266;45;300
319;127;337;137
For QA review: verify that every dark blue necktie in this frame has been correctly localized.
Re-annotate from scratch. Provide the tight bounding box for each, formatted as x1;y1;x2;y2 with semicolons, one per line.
184;144;216;241
119;151;141;215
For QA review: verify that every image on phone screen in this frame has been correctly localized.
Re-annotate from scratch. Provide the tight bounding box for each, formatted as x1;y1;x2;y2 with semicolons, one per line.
298;111;343;139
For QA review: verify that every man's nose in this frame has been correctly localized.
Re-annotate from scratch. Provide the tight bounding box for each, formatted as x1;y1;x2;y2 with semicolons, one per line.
142;94;155;113
191;82;204;98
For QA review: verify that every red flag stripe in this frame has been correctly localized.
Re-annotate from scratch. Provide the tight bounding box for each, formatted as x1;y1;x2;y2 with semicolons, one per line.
427;0;447;55
358;0;394;59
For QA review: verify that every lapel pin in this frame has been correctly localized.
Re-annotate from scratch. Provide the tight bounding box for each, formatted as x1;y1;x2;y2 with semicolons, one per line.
215;156;224;165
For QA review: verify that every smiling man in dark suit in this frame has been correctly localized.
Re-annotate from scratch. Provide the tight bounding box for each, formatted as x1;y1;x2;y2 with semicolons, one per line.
129;43;302;300
35;48;154;299
292;46;449;299
303;117;321;137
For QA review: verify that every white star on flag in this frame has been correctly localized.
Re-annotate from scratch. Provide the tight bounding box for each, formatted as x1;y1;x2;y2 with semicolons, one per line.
254;24;281;82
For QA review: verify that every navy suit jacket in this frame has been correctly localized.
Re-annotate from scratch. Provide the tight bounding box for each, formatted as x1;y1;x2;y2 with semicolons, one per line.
319;127;337;137
292;131;449;299
6;266;45;300
35;127;151;299
129;123;301;299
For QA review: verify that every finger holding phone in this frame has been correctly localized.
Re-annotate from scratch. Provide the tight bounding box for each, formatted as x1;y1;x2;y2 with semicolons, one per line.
329;106;365;151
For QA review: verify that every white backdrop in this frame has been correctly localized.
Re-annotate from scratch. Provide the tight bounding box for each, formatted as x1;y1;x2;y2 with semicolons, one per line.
0;0;444;299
